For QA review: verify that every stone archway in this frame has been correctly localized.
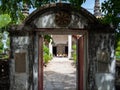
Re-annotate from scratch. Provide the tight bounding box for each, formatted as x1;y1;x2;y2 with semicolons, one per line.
37;29;87;90
9;3;115;90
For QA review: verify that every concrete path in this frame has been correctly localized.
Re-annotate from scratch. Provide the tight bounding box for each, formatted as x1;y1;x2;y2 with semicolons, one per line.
44;57;76;90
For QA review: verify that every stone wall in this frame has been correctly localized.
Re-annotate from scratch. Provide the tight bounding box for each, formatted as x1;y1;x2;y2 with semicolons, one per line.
10;36;30;90
88;32;115;90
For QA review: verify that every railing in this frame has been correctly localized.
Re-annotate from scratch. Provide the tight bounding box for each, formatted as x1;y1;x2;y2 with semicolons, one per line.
0;54;10;90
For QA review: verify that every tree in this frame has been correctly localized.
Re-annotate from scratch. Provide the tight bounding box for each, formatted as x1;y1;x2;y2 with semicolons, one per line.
0;14;11;54
0;0;87;51
0;14;11;28
0;32;3;53
0;0;87;57
0;0;86;24
102;0;120;59
102;0;120;29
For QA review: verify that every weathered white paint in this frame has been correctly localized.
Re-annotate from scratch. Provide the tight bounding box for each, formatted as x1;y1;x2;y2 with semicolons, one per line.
10;36;30;90
14;73;28;90
34;13;88;28
94;34;115;90
52;35;68;45
95;73;115;90
49;36;53;55
68;35;72;59
33;35;39;90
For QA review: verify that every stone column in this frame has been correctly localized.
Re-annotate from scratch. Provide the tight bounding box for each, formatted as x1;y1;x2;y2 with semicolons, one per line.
33;34;38;90
49;35;53;55
88;33;115;90
68;35;72;59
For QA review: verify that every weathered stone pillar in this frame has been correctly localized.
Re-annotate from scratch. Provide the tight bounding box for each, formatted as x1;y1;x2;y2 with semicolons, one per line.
33;34;39;90
49;35;53;55
9;36;30;90
68;35;72;59
88;32;115;90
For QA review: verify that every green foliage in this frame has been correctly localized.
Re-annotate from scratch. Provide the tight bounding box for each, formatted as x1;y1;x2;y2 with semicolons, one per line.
102;0;120;28
101;0;120;59
44;35;53;43
116;39;120;60
0;0;86;59
0;32;3;53
69;0;86;8
0;54;9;59
0;14;11;54
43;44;49;54
0;0;86;24
44;53;52;63
6;37;10;49
72;44;76;62
0;43;3;53
0;30;10;54
43;44;53;64
0;14;11;28
72;44;76;50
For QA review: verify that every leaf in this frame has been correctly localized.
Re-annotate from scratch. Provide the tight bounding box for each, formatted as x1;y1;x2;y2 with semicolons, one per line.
0;14;11;28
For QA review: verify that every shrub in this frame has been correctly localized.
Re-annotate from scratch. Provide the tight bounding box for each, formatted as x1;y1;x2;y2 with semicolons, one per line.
43;44;53;64
72;44;76;62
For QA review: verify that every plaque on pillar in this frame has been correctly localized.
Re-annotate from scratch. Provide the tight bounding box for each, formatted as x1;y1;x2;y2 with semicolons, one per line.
96;49;109;72
15;52;26;73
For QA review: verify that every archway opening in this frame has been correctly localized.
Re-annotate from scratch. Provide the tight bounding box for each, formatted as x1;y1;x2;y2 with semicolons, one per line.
38;29;88;90
43;34;77;90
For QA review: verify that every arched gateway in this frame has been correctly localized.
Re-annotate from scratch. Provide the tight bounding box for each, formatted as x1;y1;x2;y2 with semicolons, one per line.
9;3;115;90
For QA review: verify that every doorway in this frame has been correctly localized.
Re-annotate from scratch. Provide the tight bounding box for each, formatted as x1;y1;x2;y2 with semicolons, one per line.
53;46;57;56
65;46;68;56
44;34;77;90
38;29;88;90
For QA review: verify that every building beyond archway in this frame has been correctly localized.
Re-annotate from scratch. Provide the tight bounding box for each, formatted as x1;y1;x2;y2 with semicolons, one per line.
9;3;115;90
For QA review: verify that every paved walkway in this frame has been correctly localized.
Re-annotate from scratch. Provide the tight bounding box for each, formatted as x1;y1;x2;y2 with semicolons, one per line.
44;57;76;90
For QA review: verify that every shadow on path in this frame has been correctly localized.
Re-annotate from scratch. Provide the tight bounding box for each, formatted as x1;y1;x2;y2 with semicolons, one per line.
44;57;76;90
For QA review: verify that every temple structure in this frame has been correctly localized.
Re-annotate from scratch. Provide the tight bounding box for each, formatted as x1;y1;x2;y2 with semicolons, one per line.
94;0;102;18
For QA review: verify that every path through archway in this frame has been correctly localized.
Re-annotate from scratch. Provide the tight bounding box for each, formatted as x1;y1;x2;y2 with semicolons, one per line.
38;30;87;90
44;57;76;90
